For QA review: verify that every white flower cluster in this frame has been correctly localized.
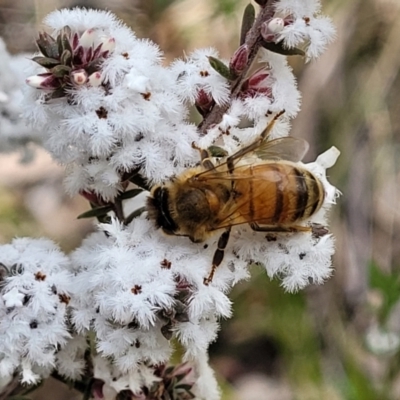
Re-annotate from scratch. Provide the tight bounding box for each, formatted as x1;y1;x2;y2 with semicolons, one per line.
23;9;199;201
0;1;340;398
0;238;73;384
269;0;336;59
0;39;41;159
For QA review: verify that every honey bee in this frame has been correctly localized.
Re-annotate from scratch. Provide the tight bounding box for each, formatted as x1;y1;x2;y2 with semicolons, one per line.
147;112;327;285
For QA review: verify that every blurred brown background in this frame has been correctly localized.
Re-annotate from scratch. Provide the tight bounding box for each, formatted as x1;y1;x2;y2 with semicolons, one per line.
0;0;399;399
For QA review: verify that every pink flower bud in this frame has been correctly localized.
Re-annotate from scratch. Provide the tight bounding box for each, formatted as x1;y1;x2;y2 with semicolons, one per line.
248;69;270;89
79;28;95;48
229;44;249;75
26;73;58;89
71;69;88;85
261;18;285;42
101;37;116;53
195;89;214;116
88;71;102;87
267;18;285;33
196;89;213;108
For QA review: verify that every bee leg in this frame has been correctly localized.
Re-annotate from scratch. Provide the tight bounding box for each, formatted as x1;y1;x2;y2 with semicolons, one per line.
203;228;231;285
250;222;312;233
192;142;215;170
250;222;329;237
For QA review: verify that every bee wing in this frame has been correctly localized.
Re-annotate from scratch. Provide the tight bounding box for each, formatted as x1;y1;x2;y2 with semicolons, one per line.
255;137;309;162
193;136;309;182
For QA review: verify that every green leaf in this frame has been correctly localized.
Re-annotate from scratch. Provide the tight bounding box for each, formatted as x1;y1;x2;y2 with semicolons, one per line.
175;383;193;391
57;26;72;56
32;56;60;68
240;4;255;45
51;64;71;78
36;32;58;58
261;40;306;57
119;188;144;200
125;169;151;191
45;87;65;102
60;49;72;66
208;56;236;81
77;205;113;219
125;207;146;225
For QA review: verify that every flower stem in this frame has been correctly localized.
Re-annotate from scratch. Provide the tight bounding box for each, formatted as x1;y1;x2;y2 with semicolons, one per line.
199;0;275;134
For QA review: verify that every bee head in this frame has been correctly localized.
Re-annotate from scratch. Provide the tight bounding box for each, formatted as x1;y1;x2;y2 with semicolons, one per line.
147;186;178;235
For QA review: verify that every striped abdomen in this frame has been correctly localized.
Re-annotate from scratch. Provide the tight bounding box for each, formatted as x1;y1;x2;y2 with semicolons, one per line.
225;162;325;226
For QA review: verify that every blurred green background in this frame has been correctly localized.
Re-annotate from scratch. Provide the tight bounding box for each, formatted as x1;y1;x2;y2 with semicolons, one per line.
0;0;399;399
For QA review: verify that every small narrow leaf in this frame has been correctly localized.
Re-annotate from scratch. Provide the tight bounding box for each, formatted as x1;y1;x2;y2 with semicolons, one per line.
51;64;71;78
240;4;255;45
77;205;113;219
125;207;146;225
119;188;143;200
208;56;236;81
175;384;194;391
46;87;66;101
36;32;58;58
127;172;150;191
57;28;72;56
261;40;305;56
60;49;72;66
32;56;60;68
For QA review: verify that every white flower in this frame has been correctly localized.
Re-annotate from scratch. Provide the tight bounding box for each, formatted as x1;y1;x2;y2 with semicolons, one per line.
2;287;25;308
274;0;336;60
22;8;200;201
0;238;73;383
170;48;230;105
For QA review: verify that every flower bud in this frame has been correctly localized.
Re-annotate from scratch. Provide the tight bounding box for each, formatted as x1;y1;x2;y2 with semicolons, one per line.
101;37;116;53
261;18;285;42
248;69;270;89
229;44;249;76
260;22;273;42
88;71;103;87
267;18;285;33
196;89;213;108
195;89;214;116
26;73;58;89
79;28;95;48
71;69;88;85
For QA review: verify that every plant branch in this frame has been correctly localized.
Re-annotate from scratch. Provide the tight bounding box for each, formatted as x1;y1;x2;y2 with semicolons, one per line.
113;196;125;222
199;1;276;134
